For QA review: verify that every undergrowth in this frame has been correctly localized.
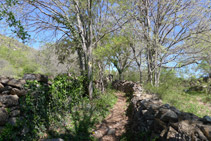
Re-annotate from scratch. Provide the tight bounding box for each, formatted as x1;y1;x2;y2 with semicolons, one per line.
143;70;211;117
0;75;117;141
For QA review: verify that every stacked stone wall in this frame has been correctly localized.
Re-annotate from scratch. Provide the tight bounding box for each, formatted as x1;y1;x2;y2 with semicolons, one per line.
112;80;211;140
0;74;48;132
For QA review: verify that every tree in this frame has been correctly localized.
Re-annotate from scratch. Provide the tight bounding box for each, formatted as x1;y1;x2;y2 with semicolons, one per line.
0;0;30;42
37;42;79;76
18;0;129;99
100;34;132;80
131;0;211;86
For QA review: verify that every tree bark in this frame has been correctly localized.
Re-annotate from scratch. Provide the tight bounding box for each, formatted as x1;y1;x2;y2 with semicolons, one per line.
119;71;123;80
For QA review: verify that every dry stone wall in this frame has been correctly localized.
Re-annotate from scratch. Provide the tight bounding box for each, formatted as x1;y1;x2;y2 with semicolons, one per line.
112;80;211;140
0;74;48;132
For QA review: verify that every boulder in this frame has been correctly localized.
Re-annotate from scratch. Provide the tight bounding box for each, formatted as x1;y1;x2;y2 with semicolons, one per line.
0;86;12;94
0;95;19;107
11;88;26;96
0;108;8;126
203;116;211;124
160;110;178;122
0;77;9;84
7;79;26;88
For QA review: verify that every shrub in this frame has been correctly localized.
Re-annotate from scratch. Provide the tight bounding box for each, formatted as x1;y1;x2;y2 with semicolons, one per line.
0;75;117;140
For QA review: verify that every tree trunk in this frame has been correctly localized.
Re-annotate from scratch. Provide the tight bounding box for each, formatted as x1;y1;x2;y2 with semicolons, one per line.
98;62;105;93
87;46;93;100
119;71;123;80
147;47;153;85
77;49;84;76
139;66;143;84
139;52;143;83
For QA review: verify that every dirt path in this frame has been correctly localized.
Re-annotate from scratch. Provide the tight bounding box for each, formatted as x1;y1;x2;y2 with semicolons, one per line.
93;92;128;141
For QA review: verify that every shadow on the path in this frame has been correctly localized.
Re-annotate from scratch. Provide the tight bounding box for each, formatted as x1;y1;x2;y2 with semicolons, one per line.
118;92;155;141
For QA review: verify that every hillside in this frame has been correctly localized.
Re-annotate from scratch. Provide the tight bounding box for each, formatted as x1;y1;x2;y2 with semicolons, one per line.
0;34;79;78
0;34;30;50
0;34;41;77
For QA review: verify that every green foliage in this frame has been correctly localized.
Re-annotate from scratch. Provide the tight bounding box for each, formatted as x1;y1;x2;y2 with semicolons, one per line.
0;41;41;77
0;124;17;141
197;60;211;77
0;0;30;42
0;75;117;140
144;69;211;117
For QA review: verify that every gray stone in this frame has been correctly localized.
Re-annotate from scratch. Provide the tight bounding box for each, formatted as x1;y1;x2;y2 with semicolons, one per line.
2;90;10;95
170;106;181;115
0;83;4;89
107;128;116;135
181;112;200;121
161;104;171;109
203;116;211;124
200;125;211;140
0;102;3;107
160;110;178;122
23;74;48;83
142;110;148;115
7;79;25;88
154;118;167;133
8;117;18;126
0;86;12;93
0;95;19;107
10;106;20;111
0;108;8;126
10;110;20;117
11;88;26;96
0;77;9;84
166;126;178;139
195;128;208;141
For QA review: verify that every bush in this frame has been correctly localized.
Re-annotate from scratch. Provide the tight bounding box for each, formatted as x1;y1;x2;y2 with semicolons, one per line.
0;75;117;140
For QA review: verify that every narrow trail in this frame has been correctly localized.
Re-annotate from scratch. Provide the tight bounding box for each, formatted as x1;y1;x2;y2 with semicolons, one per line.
93;92;128;141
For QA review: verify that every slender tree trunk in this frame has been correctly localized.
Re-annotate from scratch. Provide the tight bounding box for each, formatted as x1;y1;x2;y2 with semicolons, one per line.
98;62;105;93
87;47;93;99
139;66;143;84
77;49;84;76
147;47;153;85
139;52;143;83
87;0;94;99
154;38;159;87
119;71;123;80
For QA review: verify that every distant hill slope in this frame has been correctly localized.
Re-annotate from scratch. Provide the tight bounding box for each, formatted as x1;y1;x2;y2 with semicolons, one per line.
0;34;41;78
0;34;30;50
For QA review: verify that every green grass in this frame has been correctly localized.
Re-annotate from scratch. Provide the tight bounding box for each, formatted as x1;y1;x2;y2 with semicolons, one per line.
144;83;211;117
46;89;118;140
